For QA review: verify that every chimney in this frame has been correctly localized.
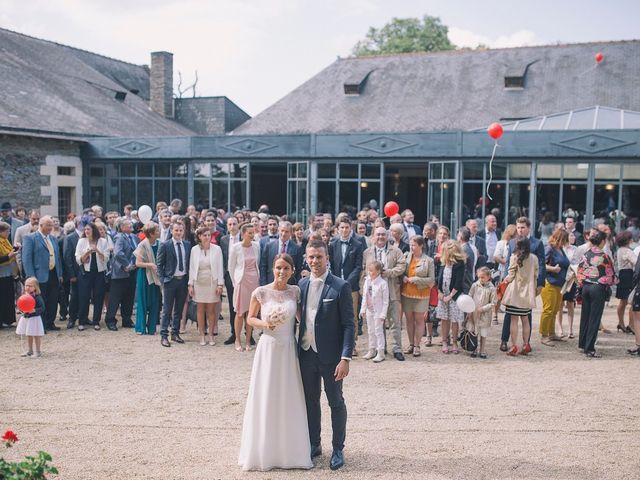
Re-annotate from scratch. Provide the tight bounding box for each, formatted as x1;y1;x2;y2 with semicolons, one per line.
150;51;174;118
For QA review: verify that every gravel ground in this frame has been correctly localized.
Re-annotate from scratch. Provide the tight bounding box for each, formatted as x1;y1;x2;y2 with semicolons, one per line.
1;303;639;480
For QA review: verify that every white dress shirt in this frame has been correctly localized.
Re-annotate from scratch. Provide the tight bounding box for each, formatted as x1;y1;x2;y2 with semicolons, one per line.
485;229;498;261
301;269;329;353
173;239;186;276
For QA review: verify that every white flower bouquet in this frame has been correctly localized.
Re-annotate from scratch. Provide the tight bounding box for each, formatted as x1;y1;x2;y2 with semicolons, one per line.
267;305;287;327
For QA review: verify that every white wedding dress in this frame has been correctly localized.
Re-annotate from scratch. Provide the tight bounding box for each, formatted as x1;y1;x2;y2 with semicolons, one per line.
238;285;313;471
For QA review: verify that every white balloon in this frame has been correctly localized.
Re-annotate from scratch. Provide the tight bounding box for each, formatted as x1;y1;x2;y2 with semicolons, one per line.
138;205;153;223
456;294;476;314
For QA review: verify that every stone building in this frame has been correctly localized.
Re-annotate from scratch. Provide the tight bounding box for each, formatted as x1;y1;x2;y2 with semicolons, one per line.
0;27;248;217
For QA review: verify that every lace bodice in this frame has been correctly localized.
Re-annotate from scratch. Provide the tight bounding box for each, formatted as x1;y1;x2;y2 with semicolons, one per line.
251;285;300;340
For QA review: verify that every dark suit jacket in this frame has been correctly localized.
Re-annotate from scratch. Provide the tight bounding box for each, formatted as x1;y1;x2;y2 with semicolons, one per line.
298;272;354;364
437;261;465;301
423;238;437;258
62;231;81;280
329;236;364;292
259;235;279;250
156;239;191;284
505;236;546;288
219;234;239;273
259;239;303;285
477;228;503;241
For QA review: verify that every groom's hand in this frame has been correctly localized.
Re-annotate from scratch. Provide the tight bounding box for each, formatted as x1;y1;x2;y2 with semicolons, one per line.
334;360;349;381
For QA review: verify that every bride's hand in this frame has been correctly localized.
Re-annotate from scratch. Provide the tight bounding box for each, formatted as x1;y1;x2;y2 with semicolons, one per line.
263;320;276;330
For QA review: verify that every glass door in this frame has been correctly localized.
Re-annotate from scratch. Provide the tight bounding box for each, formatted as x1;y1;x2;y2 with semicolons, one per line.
427;161;459;228
287;161;309;225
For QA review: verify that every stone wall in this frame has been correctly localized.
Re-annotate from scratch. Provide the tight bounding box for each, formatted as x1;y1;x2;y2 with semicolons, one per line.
0;134;81;213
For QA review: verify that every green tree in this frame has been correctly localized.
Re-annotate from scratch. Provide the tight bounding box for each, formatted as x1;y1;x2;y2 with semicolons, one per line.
352;15;456;57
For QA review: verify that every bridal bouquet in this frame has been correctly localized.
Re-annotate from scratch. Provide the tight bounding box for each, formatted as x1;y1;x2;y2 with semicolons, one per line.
267;305;287;327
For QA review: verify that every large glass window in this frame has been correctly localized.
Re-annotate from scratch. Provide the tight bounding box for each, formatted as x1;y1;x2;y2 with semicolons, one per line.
317;181;336;214
313;163;382;216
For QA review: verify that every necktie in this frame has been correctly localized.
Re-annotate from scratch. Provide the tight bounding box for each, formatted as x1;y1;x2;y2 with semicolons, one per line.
377;248;383;263
177;242;184;272
44;235;55;270
280;241;286;254
128;234;136;250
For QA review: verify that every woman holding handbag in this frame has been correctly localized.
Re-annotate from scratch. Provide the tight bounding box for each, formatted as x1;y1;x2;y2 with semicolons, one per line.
401;236;435;356
502;237;539;356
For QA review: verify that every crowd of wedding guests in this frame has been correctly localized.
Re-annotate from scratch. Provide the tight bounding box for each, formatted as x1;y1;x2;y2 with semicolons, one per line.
1;198;639;360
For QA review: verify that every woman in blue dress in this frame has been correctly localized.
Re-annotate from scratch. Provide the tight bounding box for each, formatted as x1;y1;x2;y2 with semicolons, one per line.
133;223;162;334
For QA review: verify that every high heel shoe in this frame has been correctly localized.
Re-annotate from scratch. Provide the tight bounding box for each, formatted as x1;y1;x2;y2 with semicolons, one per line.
617;325;627;333
506;345;518;356
627;345;640;355
626;326;636;335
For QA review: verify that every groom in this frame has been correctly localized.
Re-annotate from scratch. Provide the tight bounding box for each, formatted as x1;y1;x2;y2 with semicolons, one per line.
298;239;355;471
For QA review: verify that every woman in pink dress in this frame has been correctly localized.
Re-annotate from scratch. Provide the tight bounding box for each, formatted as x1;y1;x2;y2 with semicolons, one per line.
229;223;261;351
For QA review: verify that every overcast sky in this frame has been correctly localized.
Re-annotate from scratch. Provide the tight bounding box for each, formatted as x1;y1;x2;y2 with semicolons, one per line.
1;0;638;116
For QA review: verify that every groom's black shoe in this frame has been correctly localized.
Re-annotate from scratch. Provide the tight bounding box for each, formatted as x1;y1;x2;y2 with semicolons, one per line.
310;444;322;458
330;450;344;470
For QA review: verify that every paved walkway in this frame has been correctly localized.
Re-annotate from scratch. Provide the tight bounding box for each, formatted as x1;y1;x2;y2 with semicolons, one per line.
1;303;638;479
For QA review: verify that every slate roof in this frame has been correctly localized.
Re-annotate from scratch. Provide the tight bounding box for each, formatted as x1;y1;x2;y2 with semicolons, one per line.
234;40;640;135
0;27;194;137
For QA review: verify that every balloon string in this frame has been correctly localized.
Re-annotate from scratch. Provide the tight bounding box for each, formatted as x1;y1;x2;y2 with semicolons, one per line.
486;142;500;201
578;63;598;77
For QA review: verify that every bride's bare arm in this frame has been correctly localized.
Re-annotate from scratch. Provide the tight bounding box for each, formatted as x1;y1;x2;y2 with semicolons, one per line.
247;296;273;330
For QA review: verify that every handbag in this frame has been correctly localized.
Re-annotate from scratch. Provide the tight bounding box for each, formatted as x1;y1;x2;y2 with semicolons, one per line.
429;285;439;307
458;328;478;352
496;279;508;301
187;299;197;323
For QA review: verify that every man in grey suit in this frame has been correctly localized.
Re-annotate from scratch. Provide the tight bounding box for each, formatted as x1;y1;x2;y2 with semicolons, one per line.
21;216;63;331
363;227;407;361
260;221;303;286
156;222;191;347
105;218;138;330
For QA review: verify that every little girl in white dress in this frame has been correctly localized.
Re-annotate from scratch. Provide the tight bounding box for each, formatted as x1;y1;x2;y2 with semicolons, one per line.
16;277;45;357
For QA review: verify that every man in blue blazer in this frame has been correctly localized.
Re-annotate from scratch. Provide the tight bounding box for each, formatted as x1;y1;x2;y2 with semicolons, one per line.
21;216;63;331
499;216;546;351
259;221;303;286
105;218;138;330
62;218;82;329
298;239;354;471
156;222;191;347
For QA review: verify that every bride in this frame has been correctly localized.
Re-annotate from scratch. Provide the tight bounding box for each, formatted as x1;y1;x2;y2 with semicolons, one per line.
238;254;313;471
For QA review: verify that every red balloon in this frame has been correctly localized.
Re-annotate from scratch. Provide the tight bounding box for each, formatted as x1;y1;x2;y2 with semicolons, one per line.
17;294;35;313
487;122;503;140
595;52;604;63
383;201;400;217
